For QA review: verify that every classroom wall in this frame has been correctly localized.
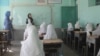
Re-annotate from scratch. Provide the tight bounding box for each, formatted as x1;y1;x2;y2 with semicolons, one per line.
78;0;100;27
0;0;76;29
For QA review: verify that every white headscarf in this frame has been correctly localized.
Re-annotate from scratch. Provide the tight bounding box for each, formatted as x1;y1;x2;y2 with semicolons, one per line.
44;24;57;39
85;23;93;31
75;21;80;29
67;22;73;31
85;23;93;36
20;24;44;56
92;24;100;35
39;22;47;35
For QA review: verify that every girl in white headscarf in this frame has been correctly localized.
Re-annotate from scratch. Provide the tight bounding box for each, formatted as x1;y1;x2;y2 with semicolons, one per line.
86;23;94;47
75;21;80;29
92;24;100;36
38;22;47;37
20;19;45;56
94;24;100;56
44;24;57;39
85;23;93;36
67;22;73;31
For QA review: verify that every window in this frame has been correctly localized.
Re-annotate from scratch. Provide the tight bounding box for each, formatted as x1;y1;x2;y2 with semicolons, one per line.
88;0;100;7
96;0;100;5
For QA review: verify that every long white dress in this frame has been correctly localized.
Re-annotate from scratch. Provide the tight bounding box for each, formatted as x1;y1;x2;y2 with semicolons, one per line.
20;19;45;56
44;24;57;39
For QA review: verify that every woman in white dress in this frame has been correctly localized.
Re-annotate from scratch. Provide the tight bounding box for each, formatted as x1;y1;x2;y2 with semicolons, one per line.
44;24;57;39
38;22;47;37
20;19;45;56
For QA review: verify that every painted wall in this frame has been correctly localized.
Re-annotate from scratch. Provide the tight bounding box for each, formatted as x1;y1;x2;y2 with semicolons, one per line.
78;0;100;27
0;0;76;29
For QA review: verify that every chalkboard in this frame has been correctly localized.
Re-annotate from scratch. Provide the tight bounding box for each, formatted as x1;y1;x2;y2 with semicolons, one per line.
12;6;51;27
0;0;9;6
61;6;78;28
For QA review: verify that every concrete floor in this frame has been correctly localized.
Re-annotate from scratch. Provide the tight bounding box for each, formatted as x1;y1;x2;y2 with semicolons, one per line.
3;41;78;56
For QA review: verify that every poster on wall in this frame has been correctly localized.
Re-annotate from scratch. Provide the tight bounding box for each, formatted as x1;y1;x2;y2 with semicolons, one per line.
47;0;62;4
37;0;47;5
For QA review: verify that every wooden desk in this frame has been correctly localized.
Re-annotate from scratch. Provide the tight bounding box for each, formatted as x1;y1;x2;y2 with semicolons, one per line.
43;39;63;56
87;35;98;39
86;35;100;56
74;31;86;52
0;30;9;56
66;31;74;47
75;30;85;33
0;30;9;33
43;39;63;44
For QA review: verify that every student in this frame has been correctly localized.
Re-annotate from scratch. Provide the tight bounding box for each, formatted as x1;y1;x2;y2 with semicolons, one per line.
92;24;100;36
85;23;93;36
67;22;73;31
38;22;47;38
89;24;100;56
96;23;100;29
20;19;45;56
26;13;34;25
4;11;13;45
85;23;93;46
74;21;80;31
44;24;57;39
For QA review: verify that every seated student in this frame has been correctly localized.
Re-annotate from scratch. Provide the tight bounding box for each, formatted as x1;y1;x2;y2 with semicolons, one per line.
96;23;100;29
85;23;93;36
44;24;57;39
86;23;93;47
74;21;80;31
38;22;47;38
20;18;45;56
89;24;100;56
67;22;74;31
92;24;100;36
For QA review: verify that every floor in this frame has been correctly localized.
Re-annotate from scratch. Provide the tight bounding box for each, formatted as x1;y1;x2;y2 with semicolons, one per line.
3;41;78;56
